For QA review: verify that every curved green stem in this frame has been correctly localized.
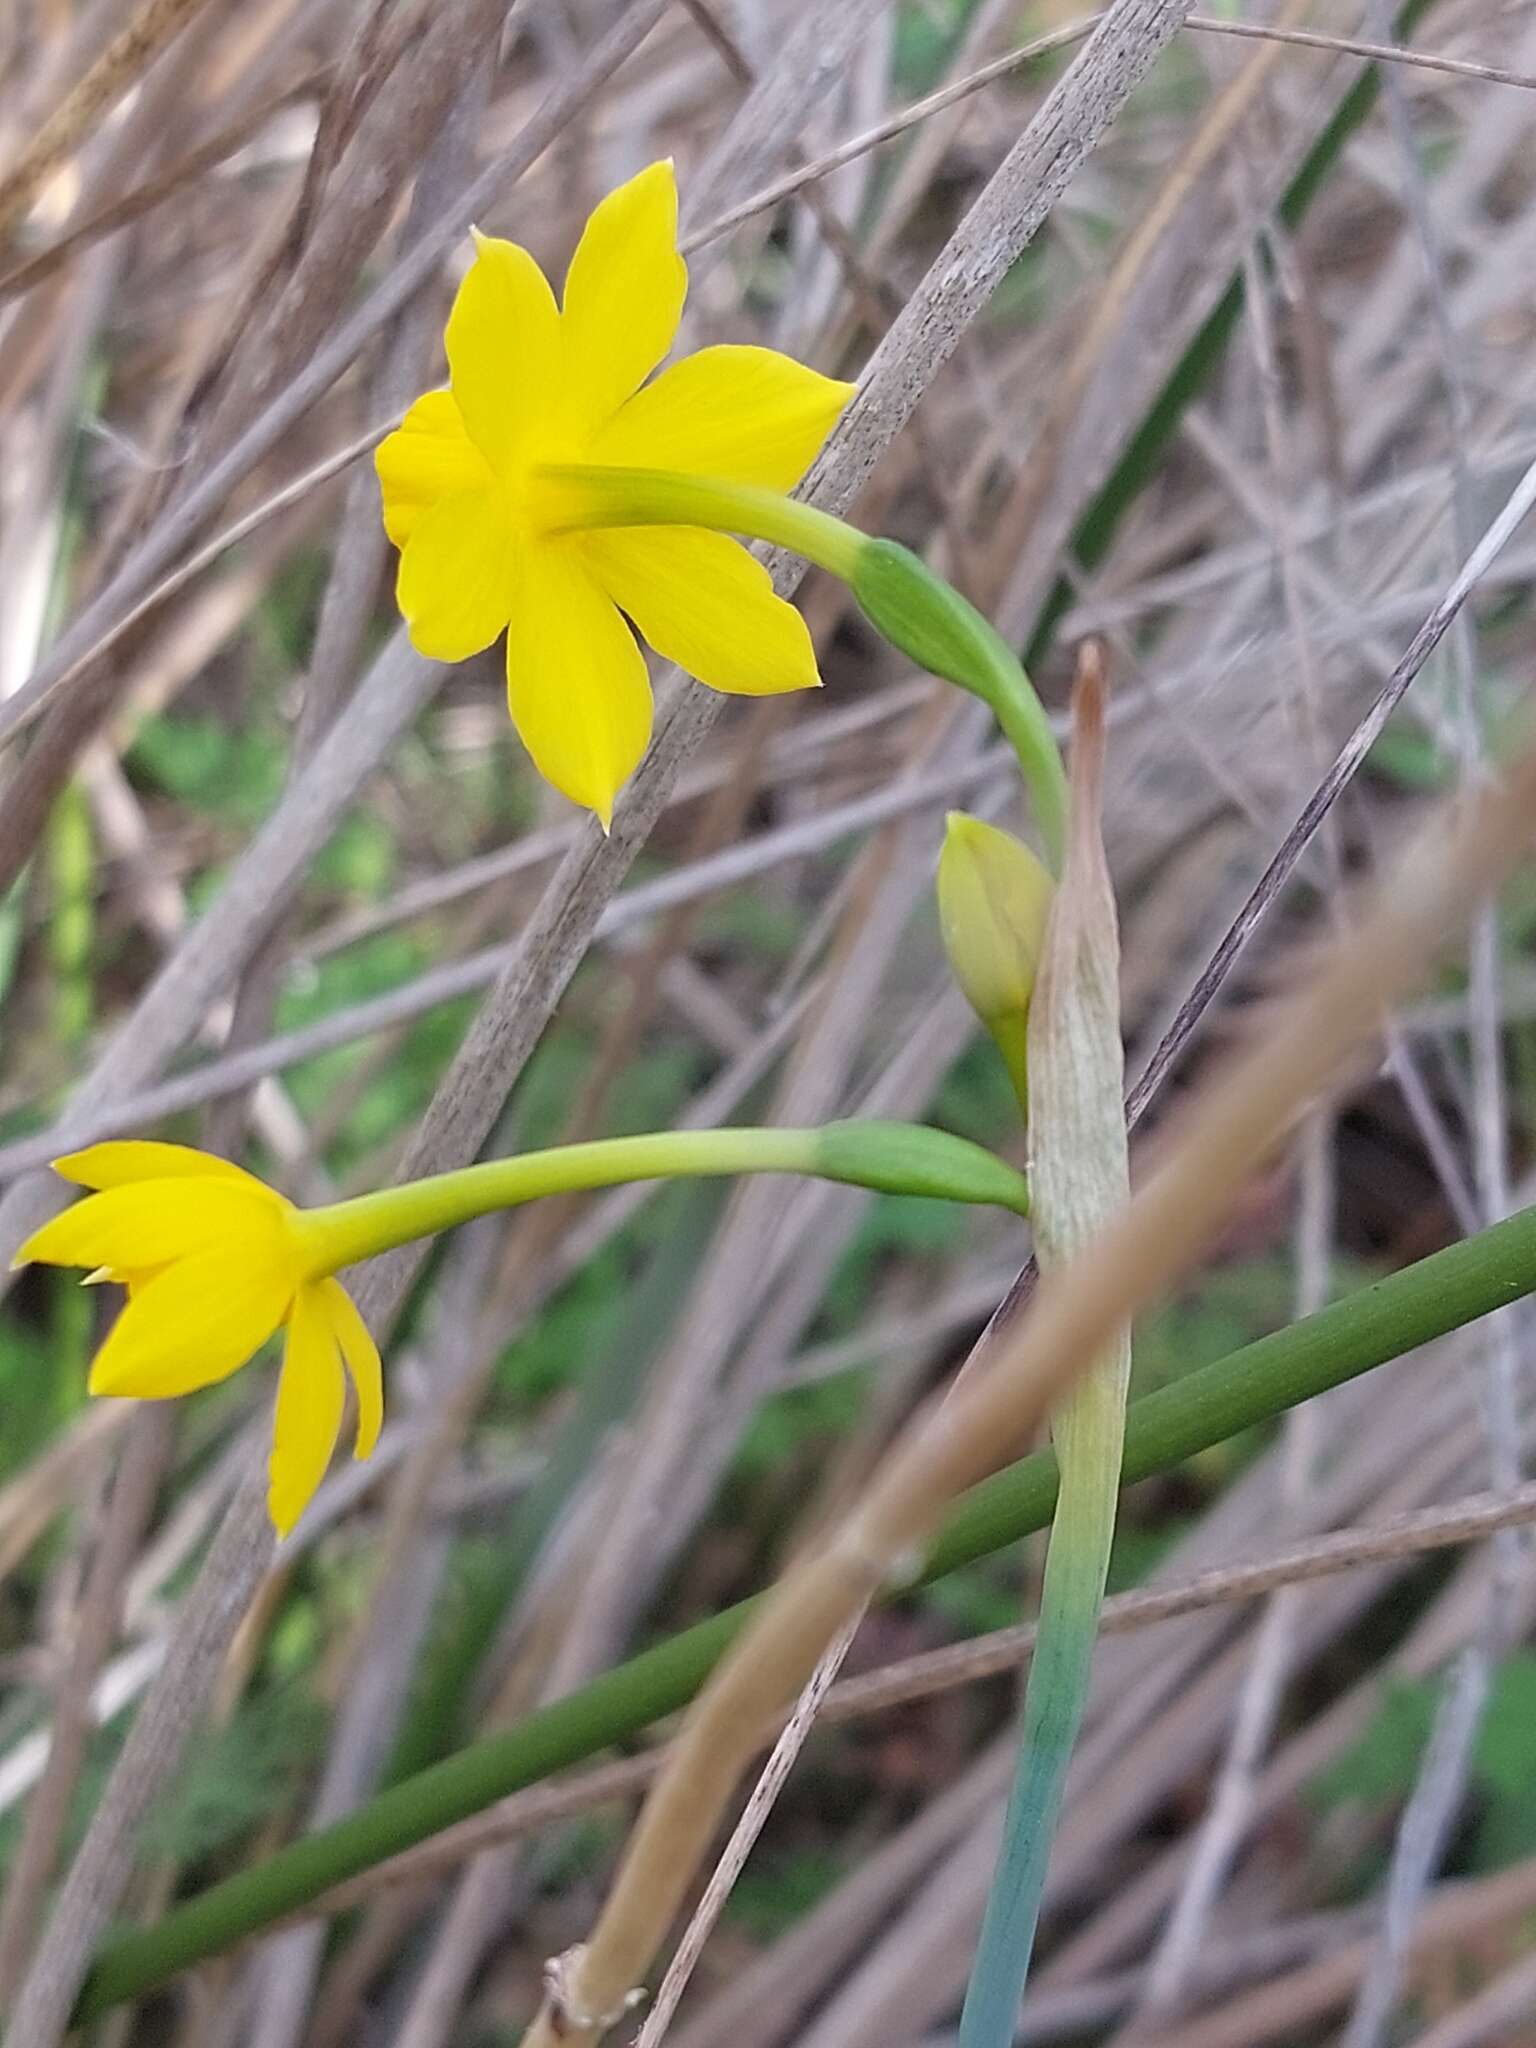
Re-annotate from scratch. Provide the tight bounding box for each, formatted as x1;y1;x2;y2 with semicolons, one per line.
851;540;1066;868
535;463;1067;867
295;1120;1030;1276
76;1198;1536;2021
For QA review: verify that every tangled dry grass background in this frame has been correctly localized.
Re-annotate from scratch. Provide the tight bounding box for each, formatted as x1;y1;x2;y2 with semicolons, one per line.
4;1;1536;2044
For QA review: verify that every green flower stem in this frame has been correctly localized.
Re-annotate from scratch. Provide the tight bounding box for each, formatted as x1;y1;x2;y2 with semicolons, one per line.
77;1198;1536;2021
851;539;1066;868
536;463;1067;867
296;1120;1030;1276
537;464;867;579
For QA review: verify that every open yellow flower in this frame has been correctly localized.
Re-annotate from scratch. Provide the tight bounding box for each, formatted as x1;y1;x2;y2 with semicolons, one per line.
11;1120;1033;1533
13;1142;380;1537
376;159;855;826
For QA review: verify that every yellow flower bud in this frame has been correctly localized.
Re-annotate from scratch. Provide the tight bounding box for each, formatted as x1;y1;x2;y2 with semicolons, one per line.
937;811;1054;1106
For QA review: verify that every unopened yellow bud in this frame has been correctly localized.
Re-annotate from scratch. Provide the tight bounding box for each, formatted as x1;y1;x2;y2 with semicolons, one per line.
937;811;1054;1106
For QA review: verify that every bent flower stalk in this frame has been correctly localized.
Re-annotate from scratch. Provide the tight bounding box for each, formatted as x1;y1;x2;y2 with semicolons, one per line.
376;159;1068;857
16;1128;1029;1535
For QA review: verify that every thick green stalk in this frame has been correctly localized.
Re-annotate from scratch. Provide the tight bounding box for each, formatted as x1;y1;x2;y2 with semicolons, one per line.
536;463;1067;867
76;1199;1536;2020
294;1119;1030;1275
960;679;1125;2043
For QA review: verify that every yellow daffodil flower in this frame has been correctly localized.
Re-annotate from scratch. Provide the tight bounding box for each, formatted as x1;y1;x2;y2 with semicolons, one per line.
14;1142;380;1537
14;1123;1030;1538
376;159;855;826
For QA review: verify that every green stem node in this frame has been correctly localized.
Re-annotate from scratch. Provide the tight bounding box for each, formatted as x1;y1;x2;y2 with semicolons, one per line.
850;540;1066;867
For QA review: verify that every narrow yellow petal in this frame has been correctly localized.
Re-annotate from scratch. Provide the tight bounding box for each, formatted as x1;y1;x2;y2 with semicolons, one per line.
446;231;561;477
562;160;686;433
86;1250;291;1400
15;1181;279;1276
320;1278;382;1460
589;344;855;491
396;485;517;663
582;528;820;697
504;541;652;827
268;1286;346;1536
52;1141;270;1192
376;389;492;550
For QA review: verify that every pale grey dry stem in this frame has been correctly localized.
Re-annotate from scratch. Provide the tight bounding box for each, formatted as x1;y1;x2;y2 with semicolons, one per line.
1136;1113;1334;2017
1337;32;1527;2047
635;1617;867;2048
0;635;439;2047
0;631;438;1273
1341;1649;1493;2048
1404;1946;1536;2048
233;58;501;2048
1130;203;1342;2016
0;0;670;760
290;1483;1536;1898
0;1407;171;2002
0;741;1023;1181
0;1473;274;2047
1123;440;1536;1128
1026;1429;1536;2033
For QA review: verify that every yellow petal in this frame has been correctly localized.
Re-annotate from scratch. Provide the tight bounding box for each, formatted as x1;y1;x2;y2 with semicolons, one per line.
52;1141;269;1192
15;1180;279;1276
320;1277;382;1461
376;389;491;550
268;1285;346;1536
446;231;561;476
116;1265;173;1297
562;160;686;433
395;485;517;663
582;528;820;697
589;344;855;491
504;540;652;827
87;1249;291;1399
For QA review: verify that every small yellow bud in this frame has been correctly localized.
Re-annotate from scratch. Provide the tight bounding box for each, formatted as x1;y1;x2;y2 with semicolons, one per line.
937;811;1054;1106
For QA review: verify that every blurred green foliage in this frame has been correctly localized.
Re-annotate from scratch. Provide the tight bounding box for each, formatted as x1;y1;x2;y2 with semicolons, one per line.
1313;1655;1536;1877
728;1845;844;1941
129;710;287;827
